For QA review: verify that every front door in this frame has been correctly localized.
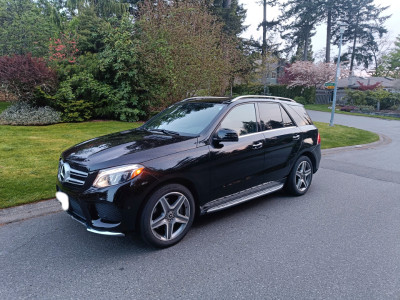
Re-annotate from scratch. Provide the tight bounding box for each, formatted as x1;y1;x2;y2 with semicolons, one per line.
209;103;265;200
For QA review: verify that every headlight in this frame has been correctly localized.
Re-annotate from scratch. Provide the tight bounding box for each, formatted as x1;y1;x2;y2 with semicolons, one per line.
93;164;144;188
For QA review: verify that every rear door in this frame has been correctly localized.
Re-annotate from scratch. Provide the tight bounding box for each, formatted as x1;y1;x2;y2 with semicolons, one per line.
258;102;302;181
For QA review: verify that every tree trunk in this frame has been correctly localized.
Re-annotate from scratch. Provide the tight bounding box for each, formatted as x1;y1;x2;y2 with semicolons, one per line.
303;30;309;61
325;8;332;63
262;0;267;56
223;0;232;8
350;16;359;73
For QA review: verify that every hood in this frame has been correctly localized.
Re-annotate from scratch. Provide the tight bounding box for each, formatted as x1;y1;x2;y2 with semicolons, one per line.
62;129;198;171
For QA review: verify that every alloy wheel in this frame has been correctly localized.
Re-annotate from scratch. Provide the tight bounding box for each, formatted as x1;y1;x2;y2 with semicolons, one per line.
295;160;312;192
150;192;191;241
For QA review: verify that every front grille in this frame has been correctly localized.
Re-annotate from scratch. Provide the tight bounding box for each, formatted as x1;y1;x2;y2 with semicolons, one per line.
95;203;122;223
58;160;89;186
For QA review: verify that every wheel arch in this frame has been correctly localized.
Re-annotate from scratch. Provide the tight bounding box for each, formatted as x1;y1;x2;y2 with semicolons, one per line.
135;177;201;230
298;150;317;173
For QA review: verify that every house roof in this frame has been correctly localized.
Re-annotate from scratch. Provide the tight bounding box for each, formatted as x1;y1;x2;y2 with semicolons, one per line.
337;76;400;89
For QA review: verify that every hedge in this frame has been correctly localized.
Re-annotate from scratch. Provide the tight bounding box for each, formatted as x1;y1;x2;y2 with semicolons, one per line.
232;84;316;104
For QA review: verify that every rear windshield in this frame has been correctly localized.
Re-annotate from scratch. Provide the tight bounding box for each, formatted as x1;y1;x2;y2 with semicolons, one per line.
284;104;313;126
143;102;225;136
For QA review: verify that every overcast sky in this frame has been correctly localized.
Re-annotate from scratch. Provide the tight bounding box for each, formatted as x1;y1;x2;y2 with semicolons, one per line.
239;0;400;60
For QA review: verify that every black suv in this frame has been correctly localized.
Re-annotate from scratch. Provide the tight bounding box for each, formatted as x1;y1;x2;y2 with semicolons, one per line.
56;95;321;247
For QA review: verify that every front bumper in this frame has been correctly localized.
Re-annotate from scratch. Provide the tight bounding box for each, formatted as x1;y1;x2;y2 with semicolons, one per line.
55;190;125;237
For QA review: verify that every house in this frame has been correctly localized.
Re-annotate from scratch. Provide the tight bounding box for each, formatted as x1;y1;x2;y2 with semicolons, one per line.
337;76;400;93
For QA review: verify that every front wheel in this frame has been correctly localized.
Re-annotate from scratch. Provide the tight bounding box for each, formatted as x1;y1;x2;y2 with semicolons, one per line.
140;184;195;248
286;156;313;196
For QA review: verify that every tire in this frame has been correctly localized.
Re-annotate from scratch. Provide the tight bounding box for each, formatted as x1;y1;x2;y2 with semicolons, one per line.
286;156;313;196
140;184;195;248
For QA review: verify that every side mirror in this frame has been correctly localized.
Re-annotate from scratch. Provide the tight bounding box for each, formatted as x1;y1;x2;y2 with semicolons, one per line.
213;128;239;143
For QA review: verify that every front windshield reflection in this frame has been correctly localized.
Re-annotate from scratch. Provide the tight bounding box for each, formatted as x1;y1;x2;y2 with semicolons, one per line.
143;102;225;136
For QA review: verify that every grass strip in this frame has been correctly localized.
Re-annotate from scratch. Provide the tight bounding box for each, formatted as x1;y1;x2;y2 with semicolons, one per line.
314;121;379;149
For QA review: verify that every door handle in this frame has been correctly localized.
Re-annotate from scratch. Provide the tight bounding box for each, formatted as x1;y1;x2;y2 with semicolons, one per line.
252;142;263;149
293;134;300;140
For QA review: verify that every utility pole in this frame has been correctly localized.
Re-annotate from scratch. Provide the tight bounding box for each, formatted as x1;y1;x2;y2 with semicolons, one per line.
329;24;346;127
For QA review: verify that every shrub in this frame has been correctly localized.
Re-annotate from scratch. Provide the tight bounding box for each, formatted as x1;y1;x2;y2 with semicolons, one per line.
294;96;306;104
0;54;57;102
0;102;61;125
59;99;93;122
344;89;367;105
340;105;357;112
359;105;375;112
232;84;316;103
345;88;400;110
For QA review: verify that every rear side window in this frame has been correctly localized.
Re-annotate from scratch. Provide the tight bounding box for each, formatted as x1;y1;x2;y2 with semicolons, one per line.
220;103;257;136
285;104;313;126
258;103;284;130
280;106;295;127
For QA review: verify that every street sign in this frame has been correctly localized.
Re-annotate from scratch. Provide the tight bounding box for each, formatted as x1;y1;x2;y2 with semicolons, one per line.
325;82;335;90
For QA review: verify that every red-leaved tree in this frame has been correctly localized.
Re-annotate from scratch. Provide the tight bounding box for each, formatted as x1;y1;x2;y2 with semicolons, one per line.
0;54;57;101
357;81;382;91
49;33;79;64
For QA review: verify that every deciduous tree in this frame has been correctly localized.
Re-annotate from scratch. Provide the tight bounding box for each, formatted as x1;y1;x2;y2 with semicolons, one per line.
283;61;339;89
136;0;244;111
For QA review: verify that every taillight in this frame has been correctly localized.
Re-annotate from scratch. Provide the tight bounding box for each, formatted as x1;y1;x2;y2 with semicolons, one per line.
317;132;321;145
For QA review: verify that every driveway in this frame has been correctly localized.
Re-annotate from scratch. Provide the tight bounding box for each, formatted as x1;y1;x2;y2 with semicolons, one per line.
0;111;399;299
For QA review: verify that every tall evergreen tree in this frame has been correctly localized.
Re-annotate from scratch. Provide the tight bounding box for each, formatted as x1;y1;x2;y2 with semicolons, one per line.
0;0;60;56
280;0;322;61
63;0;129;18
337;0;389;73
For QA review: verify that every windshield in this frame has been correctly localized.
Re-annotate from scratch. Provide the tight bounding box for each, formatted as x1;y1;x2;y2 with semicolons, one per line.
143;102;225;136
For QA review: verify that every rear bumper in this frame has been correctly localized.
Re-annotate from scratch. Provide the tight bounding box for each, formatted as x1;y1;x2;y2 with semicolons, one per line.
311;144;321;173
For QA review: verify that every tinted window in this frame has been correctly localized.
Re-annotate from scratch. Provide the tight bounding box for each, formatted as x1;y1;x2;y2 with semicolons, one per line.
220;104;257;136
144;102;225;135
258;103;283;130
285;104;313;126
280;106;294;127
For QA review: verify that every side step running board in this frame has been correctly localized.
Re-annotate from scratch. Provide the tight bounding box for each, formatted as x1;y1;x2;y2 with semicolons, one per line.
201;181;284;214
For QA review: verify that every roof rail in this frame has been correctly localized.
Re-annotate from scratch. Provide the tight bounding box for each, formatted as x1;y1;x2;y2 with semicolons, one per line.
231;95;296;103
181;96;230;102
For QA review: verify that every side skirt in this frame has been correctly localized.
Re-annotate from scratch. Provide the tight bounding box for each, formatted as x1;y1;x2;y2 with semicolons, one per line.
200;180;285;214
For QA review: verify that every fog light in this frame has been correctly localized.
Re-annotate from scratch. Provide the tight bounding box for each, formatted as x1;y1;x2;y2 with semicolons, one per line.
56;192;69;211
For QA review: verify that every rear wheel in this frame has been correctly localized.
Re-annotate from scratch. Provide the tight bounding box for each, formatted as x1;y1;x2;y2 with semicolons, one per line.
286;156;313;196
140;184;195;248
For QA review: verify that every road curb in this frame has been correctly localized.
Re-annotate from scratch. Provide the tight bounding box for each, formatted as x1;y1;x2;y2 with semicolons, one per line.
0;198;61;226
0;133;391;226
321;133;390;155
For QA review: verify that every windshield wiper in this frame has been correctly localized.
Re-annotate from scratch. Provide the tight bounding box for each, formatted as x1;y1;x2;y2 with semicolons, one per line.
147;128;180;136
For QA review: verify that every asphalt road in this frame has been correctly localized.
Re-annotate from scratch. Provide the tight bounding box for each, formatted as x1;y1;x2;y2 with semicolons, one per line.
1;111;400;300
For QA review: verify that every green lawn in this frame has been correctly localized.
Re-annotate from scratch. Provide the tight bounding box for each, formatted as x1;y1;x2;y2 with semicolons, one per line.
0;121;141;208
314;121;379;149
0;120;379;209
305;104;400;120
